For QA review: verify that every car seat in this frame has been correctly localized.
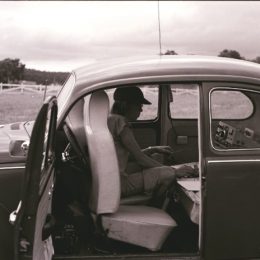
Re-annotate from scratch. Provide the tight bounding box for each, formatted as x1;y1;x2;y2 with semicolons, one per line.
83;90;177;251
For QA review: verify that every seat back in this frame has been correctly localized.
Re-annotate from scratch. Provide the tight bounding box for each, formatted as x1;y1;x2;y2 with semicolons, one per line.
83;91;120;215
65;98;86;155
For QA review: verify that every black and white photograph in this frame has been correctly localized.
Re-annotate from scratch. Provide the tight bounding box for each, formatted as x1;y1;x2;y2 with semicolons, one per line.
1;1;260;260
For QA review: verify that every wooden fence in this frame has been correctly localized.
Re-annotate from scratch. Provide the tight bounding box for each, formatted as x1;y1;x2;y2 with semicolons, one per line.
0;83;61;95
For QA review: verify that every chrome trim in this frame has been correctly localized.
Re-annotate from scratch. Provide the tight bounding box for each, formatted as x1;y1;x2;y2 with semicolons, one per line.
197;84;202;251
0;166;25;170
208;86;260;152
208;159;260;164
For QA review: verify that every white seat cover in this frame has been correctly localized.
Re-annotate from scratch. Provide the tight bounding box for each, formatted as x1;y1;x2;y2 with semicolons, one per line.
102;205;177;251
84;90;177;251
84;91;120;214
120;194;152;205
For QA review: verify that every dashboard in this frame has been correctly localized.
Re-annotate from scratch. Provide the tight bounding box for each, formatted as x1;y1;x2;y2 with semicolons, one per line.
214;121;259;149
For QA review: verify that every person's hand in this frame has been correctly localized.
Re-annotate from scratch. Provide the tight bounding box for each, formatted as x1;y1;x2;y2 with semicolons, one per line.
175;165;197;178
142;146;175;164
154;145;174;155
193;164;199;176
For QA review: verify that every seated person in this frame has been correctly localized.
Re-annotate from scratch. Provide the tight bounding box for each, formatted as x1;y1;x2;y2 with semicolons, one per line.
107;86;195;199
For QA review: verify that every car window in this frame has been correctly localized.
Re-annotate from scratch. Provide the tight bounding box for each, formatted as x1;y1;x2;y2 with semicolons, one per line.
105;85;159;121
210;88;260;150
170;84;199;119
211;90;253;119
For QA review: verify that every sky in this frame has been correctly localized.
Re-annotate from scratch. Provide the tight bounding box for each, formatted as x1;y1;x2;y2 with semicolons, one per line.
0;1;260;72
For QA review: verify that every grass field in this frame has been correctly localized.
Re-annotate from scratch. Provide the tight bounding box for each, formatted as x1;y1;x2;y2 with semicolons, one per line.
1;88;168;124
0;92;54;124
0;88;252;124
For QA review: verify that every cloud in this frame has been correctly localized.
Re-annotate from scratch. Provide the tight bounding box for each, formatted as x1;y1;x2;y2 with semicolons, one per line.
0;1;161;70
160;1;260;58
0;1;260;71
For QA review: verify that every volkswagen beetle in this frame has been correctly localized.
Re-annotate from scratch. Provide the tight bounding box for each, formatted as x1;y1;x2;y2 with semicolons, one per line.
1;55;260;260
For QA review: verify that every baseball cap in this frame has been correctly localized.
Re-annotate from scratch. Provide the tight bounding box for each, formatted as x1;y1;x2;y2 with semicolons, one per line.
113;87;151;105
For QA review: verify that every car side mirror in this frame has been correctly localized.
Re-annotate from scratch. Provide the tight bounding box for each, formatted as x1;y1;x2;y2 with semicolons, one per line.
9;140;30;157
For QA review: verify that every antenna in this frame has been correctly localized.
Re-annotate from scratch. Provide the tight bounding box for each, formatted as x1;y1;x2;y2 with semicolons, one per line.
157;0;162;55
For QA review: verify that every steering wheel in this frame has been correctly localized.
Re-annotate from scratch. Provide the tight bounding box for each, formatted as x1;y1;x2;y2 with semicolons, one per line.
63;123;88;166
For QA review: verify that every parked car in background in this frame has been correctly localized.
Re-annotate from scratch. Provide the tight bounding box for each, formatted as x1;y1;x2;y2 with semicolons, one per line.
1;55;260;260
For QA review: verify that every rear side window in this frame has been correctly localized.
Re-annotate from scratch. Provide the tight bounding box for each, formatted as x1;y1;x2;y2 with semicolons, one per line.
211;90;253;119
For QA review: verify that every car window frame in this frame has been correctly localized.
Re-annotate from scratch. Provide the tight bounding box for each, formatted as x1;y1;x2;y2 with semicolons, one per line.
57;73;76;119
209;86;260;152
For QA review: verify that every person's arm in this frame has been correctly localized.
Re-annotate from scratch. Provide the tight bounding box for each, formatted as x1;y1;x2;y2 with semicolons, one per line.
120;126;162;168
171;165;197;178
120;126;196;177
142;145;174;156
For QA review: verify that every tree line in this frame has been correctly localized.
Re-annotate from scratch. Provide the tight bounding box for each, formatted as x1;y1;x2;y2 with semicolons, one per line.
164;49;260;64
0;58;69;85
24;68;69;85
1;50;260;84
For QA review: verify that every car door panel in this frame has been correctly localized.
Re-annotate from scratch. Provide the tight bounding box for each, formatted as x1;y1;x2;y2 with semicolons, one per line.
12;96;57;260
167;120;198;164
204;158;260;259
0;165;24;260
33;171;54;260
132;124;158;149
0;165;24;214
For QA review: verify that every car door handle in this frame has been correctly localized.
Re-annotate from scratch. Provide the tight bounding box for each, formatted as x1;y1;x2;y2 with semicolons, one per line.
176;136;188;144
9;200;22;225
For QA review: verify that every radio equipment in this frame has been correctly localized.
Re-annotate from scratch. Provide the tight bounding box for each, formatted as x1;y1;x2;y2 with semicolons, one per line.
214;121;258;148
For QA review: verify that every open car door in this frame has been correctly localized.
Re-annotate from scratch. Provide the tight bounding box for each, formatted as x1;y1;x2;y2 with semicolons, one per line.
11;96;57;260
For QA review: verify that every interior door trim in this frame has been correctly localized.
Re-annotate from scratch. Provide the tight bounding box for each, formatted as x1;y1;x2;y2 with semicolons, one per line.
208;159;260;164
0;166;25;170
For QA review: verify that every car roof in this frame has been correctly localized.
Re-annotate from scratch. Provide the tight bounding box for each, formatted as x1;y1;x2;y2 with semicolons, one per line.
72;55;260;90
57;55;260;123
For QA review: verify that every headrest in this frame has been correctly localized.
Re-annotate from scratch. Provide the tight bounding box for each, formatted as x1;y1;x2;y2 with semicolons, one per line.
86;90;110;131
